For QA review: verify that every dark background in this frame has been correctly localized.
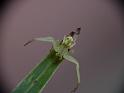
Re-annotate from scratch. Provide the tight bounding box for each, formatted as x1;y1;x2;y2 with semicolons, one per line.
0;0;124;93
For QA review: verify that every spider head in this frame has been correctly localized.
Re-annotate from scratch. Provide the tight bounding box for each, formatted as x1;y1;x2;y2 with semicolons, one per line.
62;36;74;48
61;27;81;48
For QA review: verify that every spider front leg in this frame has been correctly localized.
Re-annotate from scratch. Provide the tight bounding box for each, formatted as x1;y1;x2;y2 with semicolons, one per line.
63;53;80;93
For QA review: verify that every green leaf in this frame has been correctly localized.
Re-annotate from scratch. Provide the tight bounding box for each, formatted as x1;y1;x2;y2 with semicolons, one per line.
12;49;63;93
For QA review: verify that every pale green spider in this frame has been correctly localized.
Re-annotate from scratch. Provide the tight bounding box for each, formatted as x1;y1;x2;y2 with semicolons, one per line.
24;28;81;92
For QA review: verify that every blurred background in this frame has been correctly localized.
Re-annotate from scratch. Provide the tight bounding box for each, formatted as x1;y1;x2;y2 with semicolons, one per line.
0;0;124;93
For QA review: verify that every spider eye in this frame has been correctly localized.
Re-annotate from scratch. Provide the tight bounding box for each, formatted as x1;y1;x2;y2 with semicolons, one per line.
67;37;70;39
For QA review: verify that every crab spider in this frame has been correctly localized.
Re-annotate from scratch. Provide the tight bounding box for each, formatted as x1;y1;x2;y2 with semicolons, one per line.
24;28;81;93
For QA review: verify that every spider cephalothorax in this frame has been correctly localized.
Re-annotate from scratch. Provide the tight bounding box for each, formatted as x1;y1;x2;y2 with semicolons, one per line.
62;35;75;48
62;27;81;49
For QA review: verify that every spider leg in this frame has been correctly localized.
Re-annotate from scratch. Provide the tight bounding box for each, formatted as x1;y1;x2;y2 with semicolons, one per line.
63;53;80;92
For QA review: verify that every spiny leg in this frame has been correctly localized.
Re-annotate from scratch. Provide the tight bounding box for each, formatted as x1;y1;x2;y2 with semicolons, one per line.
70;60;80;93
63;54;80;93
24;37;56;46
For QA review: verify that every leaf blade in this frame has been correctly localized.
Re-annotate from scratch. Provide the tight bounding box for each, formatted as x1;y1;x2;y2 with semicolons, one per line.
12;49;63;93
